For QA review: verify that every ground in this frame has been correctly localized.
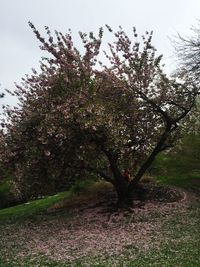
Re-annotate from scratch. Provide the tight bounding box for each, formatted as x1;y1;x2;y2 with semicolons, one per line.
0;179;200;267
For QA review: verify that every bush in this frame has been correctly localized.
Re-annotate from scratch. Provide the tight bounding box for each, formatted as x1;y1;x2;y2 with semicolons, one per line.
0;181;16;209
70;179;95;195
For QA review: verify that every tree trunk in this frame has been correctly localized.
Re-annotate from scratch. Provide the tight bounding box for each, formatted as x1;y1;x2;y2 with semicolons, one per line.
113;174;134;207
101;147;146;207
128;128;170;195
115;184;129;207
101;149;133;206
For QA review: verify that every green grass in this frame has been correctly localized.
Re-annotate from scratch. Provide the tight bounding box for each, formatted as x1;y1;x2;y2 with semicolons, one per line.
155;173;200;188
0;191;70;222
0;179;102;223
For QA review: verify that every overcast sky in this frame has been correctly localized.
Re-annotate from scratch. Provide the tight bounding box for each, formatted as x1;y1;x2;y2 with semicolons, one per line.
1;0;200;106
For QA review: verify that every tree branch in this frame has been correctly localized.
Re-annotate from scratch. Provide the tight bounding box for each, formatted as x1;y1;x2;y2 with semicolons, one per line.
82;162;115;185
138;91;173;126
168;100;188;112
174;98;196;123
129;126;170;189
97;171;115;184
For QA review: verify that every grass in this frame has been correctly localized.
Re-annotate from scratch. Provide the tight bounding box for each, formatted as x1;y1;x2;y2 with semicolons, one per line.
0;177;199;266
0;202;199;267
0;179;110;223
155;172;200;189
0;191;70;223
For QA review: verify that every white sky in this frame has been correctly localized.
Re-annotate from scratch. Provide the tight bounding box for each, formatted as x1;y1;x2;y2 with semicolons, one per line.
0;0;200;106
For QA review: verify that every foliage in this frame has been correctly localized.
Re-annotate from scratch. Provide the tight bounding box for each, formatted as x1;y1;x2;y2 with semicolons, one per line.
0;167;18;208
152;133;200;188
70;179;95;194
0;23;199;204
174;22;200;133
0;181;11;208
168;134;200;174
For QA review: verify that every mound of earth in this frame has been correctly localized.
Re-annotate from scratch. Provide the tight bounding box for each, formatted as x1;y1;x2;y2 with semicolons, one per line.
49;182;184;214
130;183;183;203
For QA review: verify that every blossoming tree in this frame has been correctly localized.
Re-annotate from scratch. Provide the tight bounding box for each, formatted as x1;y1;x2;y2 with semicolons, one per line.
1;23;199;205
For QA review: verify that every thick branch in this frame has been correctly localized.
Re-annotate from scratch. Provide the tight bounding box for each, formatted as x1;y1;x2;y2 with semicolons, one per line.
100;146;128;190
173;99;196;123
100;146;122;178
138;91;173;126
82;162;115;185
97;171;115;184
128;127;170;189
168;100;188;112
57;158;114;185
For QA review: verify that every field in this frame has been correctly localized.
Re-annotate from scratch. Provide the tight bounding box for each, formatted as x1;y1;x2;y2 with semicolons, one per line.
0;176;199;267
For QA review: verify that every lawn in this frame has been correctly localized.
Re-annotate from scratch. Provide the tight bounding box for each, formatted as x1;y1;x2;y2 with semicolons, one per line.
0;178;199;267
0;191;70;223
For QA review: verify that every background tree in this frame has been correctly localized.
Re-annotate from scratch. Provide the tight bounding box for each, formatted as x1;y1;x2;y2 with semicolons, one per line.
0;83;5;99
151;23;200;185
0;24;199;205
174;22;200;135
175;21;200;86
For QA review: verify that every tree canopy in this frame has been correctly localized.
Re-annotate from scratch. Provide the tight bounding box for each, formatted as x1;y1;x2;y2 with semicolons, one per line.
0;24;199;205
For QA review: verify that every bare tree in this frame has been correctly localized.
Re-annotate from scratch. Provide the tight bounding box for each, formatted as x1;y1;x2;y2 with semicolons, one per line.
174;21;200;85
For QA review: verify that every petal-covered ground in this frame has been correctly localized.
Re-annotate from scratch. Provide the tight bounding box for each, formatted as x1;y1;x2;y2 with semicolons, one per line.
0;185;199;266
